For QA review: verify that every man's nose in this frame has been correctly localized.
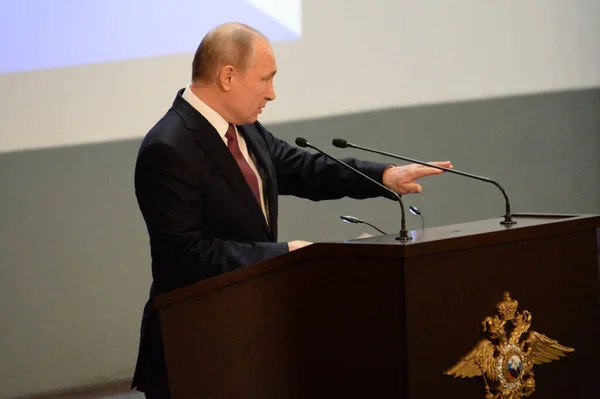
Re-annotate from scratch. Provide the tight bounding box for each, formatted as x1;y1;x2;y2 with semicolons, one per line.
266;84;276;101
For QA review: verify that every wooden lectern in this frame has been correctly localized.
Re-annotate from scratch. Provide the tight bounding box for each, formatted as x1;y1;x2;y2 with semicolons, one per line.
155;214;600;398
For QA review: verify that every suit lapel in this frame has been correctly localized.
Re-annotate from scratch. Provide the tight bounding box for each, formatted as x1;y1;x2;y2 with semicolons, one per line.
172;93;272;239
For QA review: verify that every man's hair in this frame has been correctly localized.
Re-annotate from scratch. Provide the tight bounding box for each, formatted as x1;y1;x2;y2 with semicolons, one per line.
192;23;267;83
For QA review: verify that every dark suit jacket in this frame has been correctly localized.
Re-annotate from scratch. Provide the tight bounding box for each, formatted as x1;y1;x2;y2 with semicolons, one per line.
131;89;390;395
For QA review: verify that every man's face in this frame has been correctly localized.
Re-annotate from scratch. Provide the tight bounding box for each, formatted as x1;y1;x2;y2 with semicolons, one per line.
228;39;277;124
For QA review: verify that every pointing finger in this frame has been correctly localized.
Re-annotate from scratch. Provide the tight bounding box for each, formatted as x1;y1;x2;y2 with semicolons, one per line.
417;161;452;169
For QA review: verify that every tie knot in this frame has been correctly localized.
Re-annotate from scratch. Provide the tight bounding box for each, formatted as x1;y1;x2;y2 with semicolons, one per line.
225;124;237;142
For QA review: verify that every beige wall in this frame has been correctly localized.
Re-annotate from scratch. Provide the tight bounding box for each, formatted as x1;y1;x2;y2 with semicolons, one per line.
1;0;599;153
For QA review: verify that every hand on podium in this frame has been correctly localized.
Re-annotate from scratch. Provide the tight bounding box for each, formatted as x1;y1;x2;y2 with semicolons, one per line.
288;240;313;251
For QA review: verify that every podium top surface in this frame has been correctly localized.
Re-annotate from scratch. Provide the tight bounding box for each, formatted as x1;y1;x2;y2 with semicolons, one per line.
346;213;598;245
155;213;600;308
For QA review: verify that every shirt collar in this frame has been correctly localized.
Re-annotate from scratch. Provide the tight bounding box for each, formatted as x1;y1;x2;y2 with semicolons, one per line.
182;83;230;140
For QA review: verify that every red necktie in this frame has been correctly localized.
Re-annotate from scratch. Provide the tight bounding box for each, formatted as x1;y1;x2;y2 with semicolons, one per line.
225;124;261;205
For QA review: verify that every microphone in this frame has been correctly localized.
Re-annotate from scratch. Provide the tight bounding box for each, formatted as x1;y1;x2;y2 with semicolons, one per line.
295;137;411;240
408;206;425;230
332;138;516;225
340;215;388;235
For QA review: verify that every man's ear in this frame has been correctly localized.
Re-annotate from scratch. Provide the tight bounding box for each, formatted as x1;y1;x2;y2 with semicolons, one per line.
219;65;234;91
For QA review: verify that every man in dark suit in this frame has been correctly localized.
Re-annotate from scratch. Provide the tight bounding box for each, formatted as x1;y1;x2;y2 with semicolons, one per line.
131;22;451;398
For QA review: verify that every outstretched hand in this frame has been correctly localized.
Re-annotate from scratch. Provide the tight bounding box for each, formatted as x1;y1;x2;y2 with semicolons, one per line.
382;161;453;194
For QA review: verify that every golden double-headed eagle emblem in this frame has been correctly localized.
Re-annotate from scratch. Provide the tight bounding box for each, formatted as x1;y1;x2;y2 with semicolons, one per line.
444;292;574;399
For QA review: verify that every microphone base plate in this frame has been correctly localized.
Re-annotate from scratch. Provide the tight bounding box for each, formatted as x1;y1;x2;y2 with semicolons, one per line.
500;215;517;225
395;233;412;242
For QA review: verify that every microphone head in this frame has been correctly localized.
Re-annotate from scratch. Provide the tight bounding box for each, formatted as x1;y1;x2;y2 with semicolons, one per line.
408;206;422;216
340;215;361;224
295;137;309;148
332;138;348;148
